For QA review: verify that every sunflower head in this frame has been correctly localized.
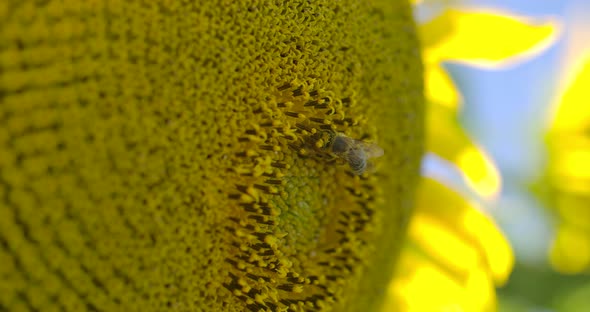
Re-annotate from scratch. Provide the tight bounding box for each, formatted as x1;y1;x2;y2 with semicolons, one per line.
0;1;423;311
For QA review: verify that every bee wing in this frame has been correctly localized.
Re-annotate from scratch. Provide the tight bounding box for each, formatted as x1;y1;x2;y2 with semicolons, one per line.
359;141;384;159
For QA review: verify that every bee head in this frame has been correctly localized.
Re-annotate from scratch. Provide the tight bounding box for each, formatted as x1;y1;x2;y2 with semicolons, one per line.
332;135;350;154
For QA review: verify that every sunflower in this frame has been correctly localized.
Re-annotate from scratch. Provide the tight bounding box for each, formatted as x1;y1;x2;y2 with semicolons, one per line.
0;1;422;311
383;4;558;311
544;54;590;274
0;1;563;311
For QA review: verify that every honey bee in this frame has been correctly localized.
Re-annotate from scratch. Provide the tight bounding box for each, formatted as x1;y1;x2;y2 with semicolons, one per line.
327;132;384;175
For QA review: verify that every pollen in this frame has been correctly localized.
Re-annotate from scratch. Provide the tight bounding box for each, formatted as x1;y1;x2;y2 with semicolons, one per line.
0;0;423;312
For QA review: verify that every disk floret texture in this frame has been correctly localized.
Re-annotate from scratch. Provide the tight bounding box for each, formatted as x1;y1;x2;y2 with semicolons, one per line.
0;1;423;311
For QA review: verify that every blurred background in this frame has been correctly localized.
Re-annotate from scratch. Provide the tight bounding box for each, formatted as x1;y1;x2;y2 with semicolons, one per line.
415;0;590;311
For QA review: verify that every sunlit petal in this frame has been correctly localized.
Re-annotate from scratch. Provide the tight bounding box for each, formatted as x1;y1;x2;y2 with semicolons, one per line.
409;213;480;276
425;65;461;110
460;202;513;285
550;56;590;132
456;146;502;200
546;55;590;274
420;9;559;68
427;104;502;198
416;178;514;284
386;243;497;312
383;178;513;311
552;146;590;193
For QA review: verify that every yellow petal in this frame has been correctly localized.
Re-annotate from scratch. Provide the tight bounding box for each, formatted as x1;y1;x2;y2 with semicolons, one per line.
550;56;590;133
546;189;590;274
383;178;513;311
456;146;502;200
551;145;590;194
386;245;495;312
409;213;481;278
459;201;513;285
425;65;461;110
546;54;590;274
427;104;502;198
420;9;558;67
415;178;514;285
